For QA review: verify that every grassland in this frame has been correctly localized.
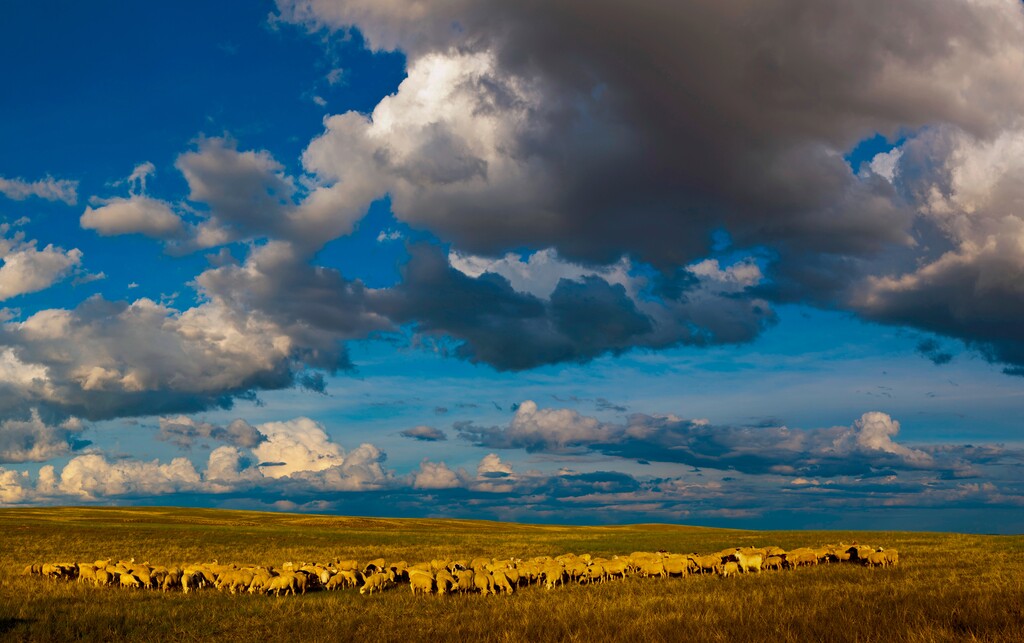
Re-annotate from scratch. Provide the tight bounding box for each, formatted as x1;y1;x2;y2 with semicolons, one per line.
0;507;1021;642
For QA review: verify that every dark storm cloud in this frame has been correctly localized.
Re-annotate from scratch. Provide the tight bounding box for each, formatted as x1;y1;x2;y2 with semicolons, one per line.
277;0;1024;374
157;417;266;450
399;425;448;442
455;401;1018;479
374;244;773;370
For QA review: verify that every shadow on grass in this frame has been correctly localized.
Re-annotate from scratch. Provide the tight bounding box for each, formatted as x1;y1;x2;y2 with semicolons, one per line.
0;617;35;634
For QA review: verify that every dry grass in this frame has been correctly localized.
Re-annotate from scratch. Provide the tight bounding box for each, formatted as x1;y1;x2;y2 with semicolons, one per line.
1;507;1021;642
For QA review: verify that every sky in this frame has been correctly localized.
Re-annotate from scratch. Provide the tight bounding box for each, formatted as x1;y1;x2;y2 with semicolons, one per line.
0;0;1022;533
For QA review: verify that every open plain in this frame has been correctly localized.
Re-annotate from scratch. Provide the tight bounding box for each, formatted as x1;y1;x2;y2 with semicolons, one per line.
0;507;1021;642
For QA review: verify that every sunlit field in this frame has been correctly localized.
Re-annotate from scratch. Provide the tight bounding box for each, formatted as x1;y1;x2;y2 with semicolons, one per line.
1;507;1021;642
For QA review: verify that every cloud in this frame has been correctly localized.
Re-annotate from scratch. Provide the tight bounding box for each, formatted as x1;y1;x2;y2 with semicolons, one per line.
0;410;87;463
377;244;774;370
399;425;447;441
412;459;461;489
47;454;202;500
0;175;78;204
157;416;264;449
0;410;1019;531
853;126;1024;372
458;400;616;453
277;0;1023;268
81;196;184;239
459;401;954;477
269;0;1024;374
0;227;82;301
175;137;299;249
251;417;344;478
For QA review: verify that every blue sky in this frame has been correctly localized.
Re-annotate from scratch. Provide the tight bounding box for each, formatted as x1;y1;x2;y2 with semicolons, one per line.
1;1;1022;533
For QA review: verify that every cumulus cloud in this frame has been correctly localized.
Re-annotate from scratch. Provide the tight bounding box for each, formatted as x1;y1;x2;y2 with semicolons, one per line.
0;227;82;301
278;0;1021;264
251;417;344;478
157;416;264;449
50;454;203;501
175;137;299;249
0;238;393;423
400;425;447;441
412;459;461;489
266;0;1024;373
377;244;774;370
81;196;184;239
0;174;78;204
459;402;951;477
0;410;87;463
458;400;615;453
854;126;1024;372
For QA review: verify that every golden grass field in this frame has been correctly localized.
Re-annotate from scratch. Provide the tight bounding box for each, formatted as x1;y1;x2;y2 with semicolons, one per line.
0;506;1022;642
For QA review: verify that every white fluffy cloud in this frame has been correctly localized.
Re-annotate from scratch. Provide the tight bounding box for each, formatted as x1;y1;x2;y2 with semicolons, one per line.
252;417;345;478
51;454;202;500
412;459;461;489
0;227;82;301
0;175;78;204
81;196;184;239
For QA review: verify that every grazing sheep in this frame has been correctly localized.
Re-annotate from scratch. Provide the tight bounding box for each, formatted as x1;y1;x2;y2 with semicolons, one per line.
120;573;142;589
662;556;689;577
865;552;887;568
603;558;630;580
692;555;720;575
264;575;295;597
765;556;784;572
473;571;495;595
492;570;515;594
435;569;456;594
360;572;391;595
542;564;565;590
76;564;97;584
409;572;435;596
883;549;899;567
714;561;740;578
334;559;359;572
363;558;386;575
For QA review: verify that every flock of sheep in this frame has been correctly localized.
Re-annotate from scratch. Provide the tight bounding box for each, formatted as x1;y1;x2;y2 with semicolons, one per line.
23;543;897;597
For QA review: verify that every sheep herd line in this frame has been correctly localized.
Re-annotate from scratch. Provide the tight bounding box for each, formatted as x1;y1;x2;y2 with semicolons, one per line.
23;543;897;597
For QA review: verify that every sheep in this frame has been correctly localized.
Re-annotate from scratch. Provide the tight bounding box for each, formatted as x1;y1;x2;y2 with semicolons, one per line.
435;569;456;594
765;556;784;572
363;558;386;575
161;570;181;592
865;552;887;568
714;561;740;578
76;563;97;584
473;571;495;595
324;573;350;591
883;549;900;567
692;555;720;575
264;575;295;597
360;572;391;595
334;559;359;572
662;555;689;577
542;564;565;590
732;551;763;573
491;570;515;594
603;558;630;580
94;570;111;587
120;573;142;589
409;571;435;596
